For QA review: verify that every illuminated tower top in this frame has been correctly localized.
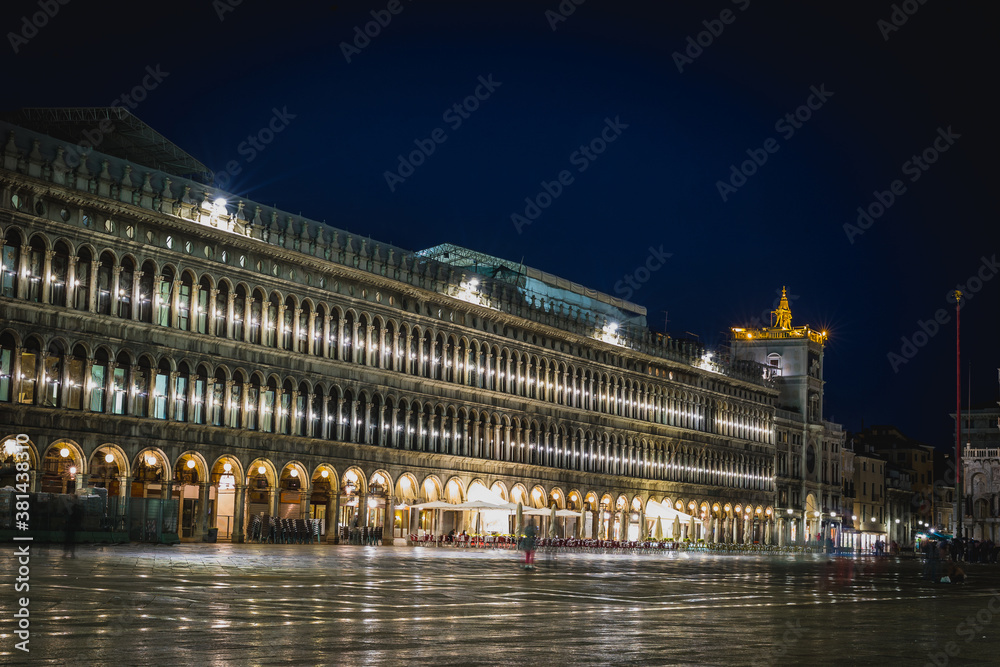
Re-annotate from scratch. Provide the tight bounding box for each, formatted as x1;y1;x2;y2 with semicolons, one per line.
732;286;827;345
773;286;793;330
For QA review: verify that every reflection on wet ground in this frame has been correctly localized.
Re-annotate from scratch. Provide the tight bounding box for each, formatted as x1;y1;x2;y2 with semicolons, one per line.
3;543;1000;665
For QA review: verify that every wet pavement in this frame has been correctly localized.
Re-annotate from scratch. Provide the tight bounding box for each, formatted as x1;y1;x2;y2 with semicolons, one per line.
3;543;1000;666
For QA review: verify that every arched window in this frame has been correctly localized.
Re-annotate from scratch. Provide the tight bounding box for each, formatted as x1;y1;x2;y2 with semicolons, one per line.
153;360;169;419
177;272;194;331
191;365;208;424
295;382;308;435
138;260;155;322
229;372;245;428
118;257;135;319
0;333;16;402
49;242;70;306
249;290;264;345
246;375;261;431
195;276;210;334
26;238;44;302
174;362;190;422
261;379;276;433
110;352;130;415
89;349;109;412
19;337;40;404
1;232;21;298
156;267;174;326
211;369;226;426
96;251;115;315
42;341;64;407
215;281;230;337
132;357;152;418
233;286;247;341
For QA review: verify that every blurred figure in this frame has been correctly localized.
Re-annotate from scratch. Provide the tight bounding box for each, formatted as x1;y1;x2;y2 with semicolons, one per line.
521;524;537;570
64;500;83;558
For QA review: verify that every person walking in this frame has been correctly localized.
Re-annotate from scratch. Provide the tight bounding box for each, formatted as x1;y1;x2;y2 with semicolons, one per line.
521;524;537;569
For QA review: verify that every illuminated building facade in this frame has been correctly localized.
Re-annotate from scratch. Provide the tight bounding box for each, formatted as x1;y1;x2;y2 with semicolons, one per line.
731;289;845;548
1;109;781;544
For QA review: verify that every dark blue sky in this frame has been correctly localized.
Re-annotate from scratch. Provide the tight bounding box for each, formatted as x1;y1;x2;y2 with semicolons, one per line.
5;0;997;447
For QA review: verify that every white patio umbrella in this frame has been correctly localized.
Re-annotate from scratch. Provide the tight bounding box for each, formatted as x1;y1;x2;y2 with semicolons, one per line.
672;515;681;541
548;505;557;538
704;515;713;543
744;515;752;544
515;502;523;536
638;510;647;541
597;511;605;539
688;516;696;541
653;516;663;541
620;509;628;541
578;507;587;539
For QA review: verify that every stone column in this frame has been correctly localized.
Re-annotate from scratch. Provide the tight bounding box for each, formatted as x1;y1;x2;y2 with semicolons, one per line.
88;260;101;313
232;484;246;543
195;481;210;541
299;483;311;523
223;380;234;428
65;255;78;308
322;315;332;358
383;495;394;545
131;270;143;321
41;250;54;304
110;264;122;317
243;296;255;343
332;491;342;544
207;288;219;336
169;279;180;328
307;310;317;356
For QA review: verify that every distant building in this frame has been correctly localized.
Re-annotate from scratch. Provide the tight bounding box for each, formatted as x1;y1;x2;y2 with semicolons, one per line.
954;399;1000;541
850;444;886;552
732;288;844;547
853;425;937;547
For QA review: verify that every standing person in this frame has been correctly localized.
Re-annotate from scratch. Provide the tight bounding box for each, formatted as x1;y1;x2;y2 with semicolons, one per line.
521;524;537;569
64;500;83;558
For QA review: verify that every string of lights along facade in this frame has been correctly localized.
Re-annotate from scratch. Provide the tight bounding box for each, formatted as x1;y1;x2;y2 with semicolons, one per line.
1;109;805;545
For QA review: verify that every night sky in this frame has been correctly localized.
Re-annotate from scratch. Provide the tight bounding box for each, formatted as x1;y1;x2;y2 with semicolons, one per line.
5;0;998;448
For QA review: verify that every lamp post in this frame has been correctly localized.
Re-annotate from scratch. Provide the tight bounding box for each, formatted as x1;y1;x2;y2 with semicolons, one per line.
955;290;963;542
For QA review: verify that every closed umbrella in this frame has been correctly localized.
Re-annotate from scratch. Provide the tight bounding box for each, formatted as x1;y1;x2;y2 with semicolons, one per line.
578;507;587;539
475;510;482;536
653;516;663;541
672;515;681;541
765;518;772;545
639;510;647;541
548;505;557;538
620;510;628;541
515;502;523;537
688;516;696;541
597;510;605;539
704;515;713;544
744;515;752;544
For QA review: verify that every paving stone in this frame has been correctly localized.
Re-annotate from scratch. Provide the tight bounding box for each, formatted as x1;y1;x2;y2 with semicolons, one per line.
2;544;999;665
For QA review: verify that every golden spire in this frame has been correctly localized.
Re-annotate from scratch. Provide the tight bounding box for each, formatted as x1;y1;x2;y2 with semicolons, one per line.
772;286;792;330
